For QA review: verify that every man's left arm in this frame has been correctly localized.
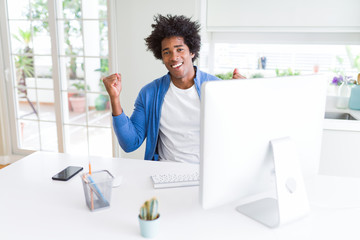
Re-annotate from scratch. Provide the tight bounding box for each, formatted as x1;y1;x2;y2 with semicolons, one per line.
232;68;246;79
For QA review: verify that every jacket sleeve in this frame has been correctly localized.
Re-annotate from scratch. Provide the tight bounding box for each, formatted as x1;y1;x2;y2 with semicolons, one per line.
112;91;147;153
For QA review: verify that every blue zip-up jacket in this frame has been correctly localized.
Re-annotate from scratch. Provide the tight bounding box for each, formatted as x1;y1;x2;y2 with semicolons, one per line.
112;67;219;160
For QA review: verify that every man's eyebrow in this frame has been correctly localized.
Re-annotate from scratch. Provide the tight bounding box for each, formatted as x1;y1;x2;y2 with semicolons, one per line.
162;45;184;52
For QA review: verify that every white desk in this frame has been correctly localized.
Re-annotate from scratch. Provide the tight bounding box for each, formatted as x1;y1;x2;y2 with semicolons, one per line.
1;152;360;239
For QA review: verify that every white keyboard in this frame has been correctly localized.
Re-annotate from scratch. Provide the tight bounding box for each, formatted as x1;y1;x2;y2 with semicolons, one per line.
151;172;200;189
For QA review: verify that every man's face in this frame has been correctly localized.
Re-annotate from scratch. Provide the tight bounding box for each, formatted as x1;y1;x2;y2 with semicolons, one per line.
161;36;195;82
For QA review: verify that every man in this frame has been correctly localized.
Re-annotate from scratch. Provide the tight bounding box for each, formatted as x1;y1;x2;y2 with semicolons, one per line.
103;14;244;163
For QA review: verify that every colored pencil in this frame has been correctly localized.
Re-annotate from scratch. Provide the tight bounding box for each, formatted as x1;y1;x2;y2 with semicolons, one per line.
89;162;94;210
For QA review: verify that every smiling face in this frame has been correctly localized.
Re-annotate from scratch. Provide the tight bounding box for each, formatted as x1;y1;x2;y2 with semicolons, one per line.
161;36;195;88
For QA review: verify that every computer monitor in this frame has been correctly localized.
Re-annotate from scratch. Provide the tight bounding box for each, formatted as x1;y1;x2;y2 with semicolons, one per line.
199;75;327;228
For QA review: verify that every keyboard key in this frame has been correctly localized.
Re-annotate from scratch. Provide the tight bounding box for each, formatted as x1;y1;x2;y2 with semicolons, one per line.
151;172;199;189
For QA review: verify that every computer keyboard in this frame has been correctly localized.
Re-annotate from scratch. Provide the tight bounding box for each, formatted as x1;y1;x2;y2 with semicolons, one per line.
151;172;200;189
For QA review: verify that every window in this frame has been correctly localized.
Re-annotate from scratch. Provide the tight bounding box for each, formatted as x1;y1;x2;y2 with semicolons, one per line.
200;33;360;97
202;43;360;78
2;0;114;157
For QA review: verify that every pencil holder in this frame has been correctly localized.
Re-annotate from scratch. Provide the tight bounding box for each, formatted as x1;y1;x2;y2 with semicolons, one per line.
81;170;114;211
138;197;160;238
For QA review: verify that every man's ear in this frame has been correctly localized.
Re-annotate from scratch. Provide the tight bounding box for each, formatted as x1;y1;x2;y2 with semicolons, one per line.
191;52;195;59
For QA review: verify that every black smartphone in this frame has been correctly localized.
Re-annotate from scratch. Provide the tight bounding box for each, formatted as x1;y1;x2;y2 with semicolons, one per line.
52;166;83;181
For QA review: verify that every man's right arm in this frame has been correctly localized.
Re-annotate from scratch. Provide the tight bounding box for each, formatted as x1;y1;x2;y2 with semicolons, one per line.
103;73;147;152
102;73;122;116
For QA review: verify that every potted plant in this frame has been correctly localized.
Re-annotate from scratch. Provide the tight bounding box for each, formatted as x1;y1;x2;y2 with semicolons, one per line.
69;81;89;113
138;197;160;238
95;78;110;111
94;59;110;111
95;94;109;111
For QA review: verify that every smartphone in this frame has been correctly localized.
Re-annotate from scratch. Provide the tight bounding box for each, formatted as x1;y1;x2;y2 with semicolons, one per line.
52;166;83;181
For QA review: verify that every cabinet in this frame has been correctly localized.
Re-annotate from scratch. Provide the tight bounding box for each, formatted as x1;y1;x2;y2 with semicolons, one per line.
319;128;360;177
319;96;360;177
319;129;360;177
207;0;360;31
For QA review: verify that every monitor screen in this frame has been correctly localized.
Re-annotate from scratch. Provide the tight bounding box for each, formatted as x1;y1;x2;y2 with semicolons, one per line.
199;75;327;212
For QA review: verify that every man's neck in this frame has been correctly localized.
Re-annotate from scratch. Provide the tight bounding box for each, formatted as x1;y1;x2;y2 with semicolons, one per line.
171;78;194;89
170;67;196;89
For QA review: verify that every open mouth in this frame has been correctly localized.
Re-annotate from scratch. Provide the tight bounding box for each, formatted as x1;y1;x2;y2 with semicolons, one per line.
171;62;183;69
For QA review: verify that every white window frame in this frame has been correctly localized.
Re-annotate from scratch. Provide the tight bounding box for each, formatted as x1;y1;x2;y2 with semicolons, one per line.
0;22;13;158
0;0;120;157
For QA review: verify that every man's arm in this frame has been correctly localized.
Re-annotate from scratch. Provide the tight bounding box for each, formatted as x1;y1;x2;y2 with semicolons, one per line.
112;89;147;153
102;73;122;116
232;68;246;79
103;73;147;153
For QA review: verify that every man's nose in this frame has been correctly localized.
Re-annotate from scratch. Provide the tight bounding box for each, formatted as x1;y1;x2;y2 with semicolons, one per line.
170;51;179;61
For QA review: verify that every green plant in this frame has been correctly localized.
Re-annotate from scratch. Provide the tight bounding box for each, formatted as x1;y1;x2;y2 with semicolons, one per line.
14;0;48;80
15;55;35;96
95;59;109;76
13;29;32;53
215;71;233;80
72;81;90;97
15;55;34;79
94;59;110;110
332;56;346;79
139;197;159;220
13;29;35;79
62;0;81;79
275;68;300;77
26;0;49;31
332;46;360;83
95;94;109;110
250;73;264;78
95;59;109;92
345;46;360;72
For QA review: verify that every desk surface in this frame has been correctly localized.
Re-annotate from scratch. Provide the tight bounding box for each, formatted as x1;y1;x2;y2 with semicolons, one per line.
1;152;360;240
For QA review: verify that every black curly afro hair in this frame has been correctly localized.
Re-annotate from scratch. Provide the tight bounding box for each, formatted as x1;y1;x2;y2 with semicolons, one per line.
145;14;201;62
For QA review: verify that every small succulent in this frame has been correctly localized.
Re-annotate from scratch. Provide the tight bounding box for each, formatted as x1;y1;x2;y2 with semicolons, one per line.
139;197;159;220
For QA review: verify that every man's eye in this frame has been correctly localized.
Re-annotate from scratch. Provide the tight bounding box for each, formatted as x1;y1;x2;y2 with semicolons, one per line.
177;48;183;52
163;51;169;55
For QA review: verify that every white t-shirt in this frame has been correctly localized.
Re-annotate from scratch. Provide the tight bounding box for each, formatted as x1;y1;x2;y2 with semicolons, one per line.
157;81;200;164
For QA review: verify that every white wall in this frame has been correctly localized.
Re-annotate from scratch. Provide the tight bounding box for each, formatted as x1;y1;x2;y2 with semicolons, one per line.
115;0;200;159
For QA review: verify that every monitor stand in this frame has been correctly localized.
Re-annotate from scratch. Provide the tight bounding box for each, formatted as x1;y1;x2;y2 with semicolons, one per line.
236;137;310;228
